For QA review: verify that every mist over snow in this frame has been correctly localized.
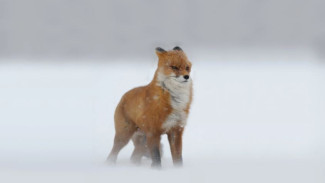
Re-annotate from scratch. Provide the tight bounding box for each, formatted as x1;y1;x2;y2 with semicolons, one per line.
0;52;325;182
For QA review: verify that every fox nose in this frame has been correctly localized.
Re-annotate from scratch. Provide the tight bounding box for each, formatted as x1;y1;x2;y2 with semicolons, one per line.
184;75;189;80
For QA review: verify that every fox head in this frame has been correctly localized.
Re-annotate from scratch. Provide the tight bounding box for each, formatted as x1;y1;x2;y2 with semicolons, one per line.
155;46;192;86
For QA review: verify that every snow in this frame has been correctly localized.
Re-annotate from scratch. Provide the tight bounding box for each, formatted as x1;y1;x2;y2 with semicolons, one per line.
0;57;324;183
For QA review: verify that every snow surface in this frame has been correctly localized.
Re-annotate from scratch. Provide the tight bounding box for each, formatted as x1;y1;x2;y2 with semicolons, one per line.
0;57;325;182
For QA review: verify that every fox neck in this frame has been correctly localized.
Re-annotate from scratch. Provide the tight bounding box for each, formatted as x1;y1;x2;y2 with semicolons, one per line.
152;69;192;106
152;68;192;131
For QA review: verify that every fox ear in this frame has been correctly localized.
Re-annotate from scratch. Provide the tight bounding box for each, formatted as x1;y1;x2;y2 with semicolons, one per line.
156;47;166;53
155;47;166;56
173;46;182;51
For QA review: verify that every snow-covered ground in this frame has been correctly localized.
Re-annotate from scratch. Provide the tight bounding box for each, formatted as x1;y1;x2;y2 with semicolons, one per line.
0;56;324;182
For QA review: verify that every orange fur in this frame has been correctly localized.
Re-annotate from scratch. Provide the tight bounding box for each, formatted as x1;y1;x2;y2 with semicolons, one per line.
107;47;193;167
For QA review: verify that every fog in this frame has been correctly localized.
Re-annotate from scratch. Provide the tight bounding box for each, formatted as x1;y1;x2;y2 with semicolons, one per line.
1;0;325;59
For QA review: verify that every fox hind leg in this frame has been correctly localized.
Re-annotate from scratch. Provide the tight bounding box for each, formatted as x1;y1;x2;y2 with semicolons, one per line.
131;130;164;165
107;112;137;164
130;130;149;164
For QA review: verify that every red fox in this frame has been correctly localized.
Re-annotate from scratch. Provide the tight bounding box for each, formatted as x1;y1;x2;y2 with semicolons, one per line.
107;46;193;167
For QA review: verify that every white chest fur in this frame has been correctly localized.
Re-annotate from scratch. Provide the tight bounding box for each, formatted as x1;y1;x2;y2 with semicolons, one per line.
157;72;192;131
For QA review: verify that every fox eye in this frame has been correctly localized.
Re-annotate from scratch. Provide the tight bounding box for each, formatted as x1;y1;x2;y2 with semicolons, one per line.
170;66;179;70
186;66;190;71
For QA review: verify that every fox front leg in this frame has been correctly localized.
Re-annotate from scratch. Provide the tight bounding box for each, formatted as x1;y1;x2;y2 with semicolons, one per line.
146;134;162;168
167;127;184;166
